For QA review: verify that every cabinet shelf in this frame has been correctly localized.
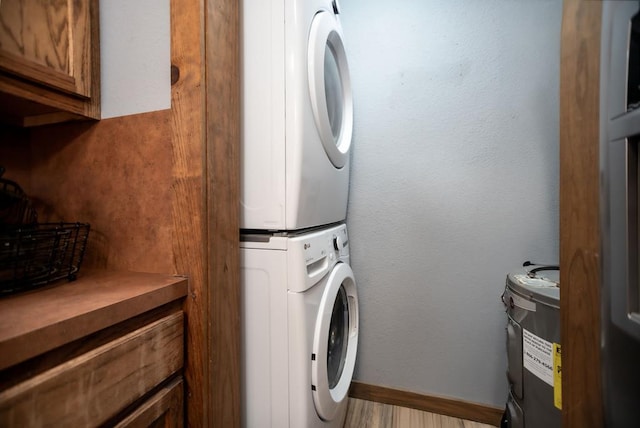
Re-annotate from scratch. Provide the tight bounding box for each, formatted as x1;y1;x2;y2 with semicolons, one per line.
0;269;188;370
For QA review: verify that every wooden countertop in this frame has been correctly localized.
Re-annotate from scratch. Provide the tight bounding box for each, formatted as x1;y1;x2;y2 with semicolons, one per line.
0;270;188;370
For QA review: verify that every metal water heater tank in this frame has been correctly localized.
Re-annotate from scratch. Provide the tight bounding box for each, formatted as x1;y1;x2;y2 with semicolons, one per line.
502;264;561;428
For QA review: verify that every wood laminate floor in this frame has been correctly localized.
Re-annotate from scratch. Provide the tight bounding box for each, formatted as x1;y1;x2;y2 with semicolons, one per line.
343;398;499;428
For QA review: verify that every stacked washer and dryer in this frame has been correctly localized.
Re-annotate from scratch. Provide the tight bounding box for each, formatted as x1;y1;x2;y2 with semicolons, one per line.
240;0;359;427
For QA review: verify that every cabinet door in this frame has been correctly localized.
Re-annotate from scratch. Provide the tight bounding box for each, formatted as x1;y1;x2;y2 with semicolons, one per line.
0;0;99;126
0;0;94;98
115;377;184;428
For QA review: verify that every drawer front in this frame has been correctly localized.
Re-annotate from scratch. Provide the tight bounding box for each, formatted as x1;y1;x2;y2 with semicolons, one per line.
115;377;184;428
0;311;184;427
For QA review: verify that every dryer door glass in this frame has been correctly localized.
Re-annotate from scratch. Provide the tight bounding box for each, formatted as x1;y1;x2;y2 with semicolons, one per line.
327;285;349;388
324;44;344;142
308;11;353;169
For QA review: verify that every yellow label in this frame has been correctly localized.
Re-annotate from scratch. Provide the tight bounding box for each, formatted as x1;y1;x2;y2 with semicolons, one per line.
553;343;562;410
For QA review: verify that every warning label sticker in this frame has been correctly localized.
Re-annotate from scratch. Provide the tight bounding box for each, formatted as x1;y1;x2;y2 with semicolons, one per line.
553;343;562;409
523;328;554;386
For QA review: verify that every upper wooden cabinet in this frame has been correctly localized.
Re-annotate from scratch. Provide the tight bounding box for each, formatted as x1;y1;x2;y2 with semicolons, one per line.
0;0;100;127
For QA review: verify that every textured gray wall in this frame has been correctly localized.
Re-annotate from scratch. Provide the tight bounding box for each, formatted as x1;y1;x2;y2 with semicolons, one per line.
340;0;562;407
100;0;171;119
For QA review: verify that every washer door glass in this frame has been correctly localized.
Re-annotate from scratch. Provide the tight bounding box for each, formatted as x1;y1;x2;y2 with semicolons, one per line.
308;11;353;169
312;262;359;422
327;285;349;388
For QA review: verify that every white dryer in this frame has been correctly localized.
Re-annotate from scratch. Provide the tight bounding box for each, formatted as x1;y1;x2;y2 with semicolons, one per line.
241;223;359;427
241;0;353;231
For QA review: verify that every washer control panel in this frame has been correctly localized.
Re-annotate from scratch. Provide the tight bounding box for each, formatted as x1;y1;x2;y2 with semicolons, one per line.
286;224;350;292
332;228;349;258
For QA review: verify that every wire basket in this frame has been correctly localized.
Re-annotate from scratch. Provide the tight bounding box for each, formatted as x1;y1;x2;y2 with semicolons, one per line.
0;170;38;230
0;222;91;295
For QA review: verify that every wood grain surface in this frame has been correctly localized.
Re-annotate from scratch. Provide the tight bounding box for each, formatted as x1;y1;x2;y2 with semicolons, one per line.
0;270;187;370
559;0;603;426
27;111;175;274
0;0;77;92
0;312;184;427
205;0;241;426
114;377;184;428
0;0;100;124
169;0;209;426
344;398;498;428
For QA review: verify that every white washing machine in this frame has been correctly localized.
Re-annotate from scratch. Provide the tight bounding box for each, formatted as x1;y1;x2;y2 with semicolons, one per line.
241;223;359;427
241;0;353;231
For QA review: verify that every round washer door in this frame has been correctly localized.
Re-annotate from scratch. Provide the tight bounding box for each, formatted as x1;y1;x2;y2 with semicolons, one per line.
311;261;359;421
308;10;353;169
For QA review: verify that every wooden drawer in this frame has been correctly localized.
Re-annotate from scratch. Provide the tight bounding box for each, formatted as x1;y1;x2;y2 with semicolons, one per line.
115;377;184;428
0;311;184;427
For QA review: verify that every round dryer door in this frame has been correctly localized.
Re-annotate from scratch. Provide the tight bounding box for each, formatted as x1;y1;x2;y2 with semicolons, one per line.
311;261;359;421
308;10;353;169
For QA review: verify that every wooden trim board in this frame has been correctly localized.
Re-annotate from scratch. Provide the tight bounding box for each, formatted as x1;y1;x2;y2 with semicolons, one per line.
169;0;241;425
205;0;241;426
559;0;603;426
349;381;504;426
169;1;210;426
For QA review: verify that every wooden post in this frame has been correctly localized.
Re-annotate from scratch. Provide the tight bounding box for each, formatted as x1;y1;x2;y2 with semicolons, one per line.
559;0;604;426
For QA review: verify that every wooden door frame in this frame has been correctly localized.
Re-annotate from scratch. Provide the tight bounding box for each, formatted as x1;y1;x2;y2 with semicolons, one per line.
170;0;240;426
168;1;612;426
559;0;603;426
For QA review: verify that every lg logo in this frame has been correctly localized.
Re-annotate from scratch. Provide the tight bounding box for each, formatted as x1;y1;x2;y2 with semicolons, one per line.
304;243;311;249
